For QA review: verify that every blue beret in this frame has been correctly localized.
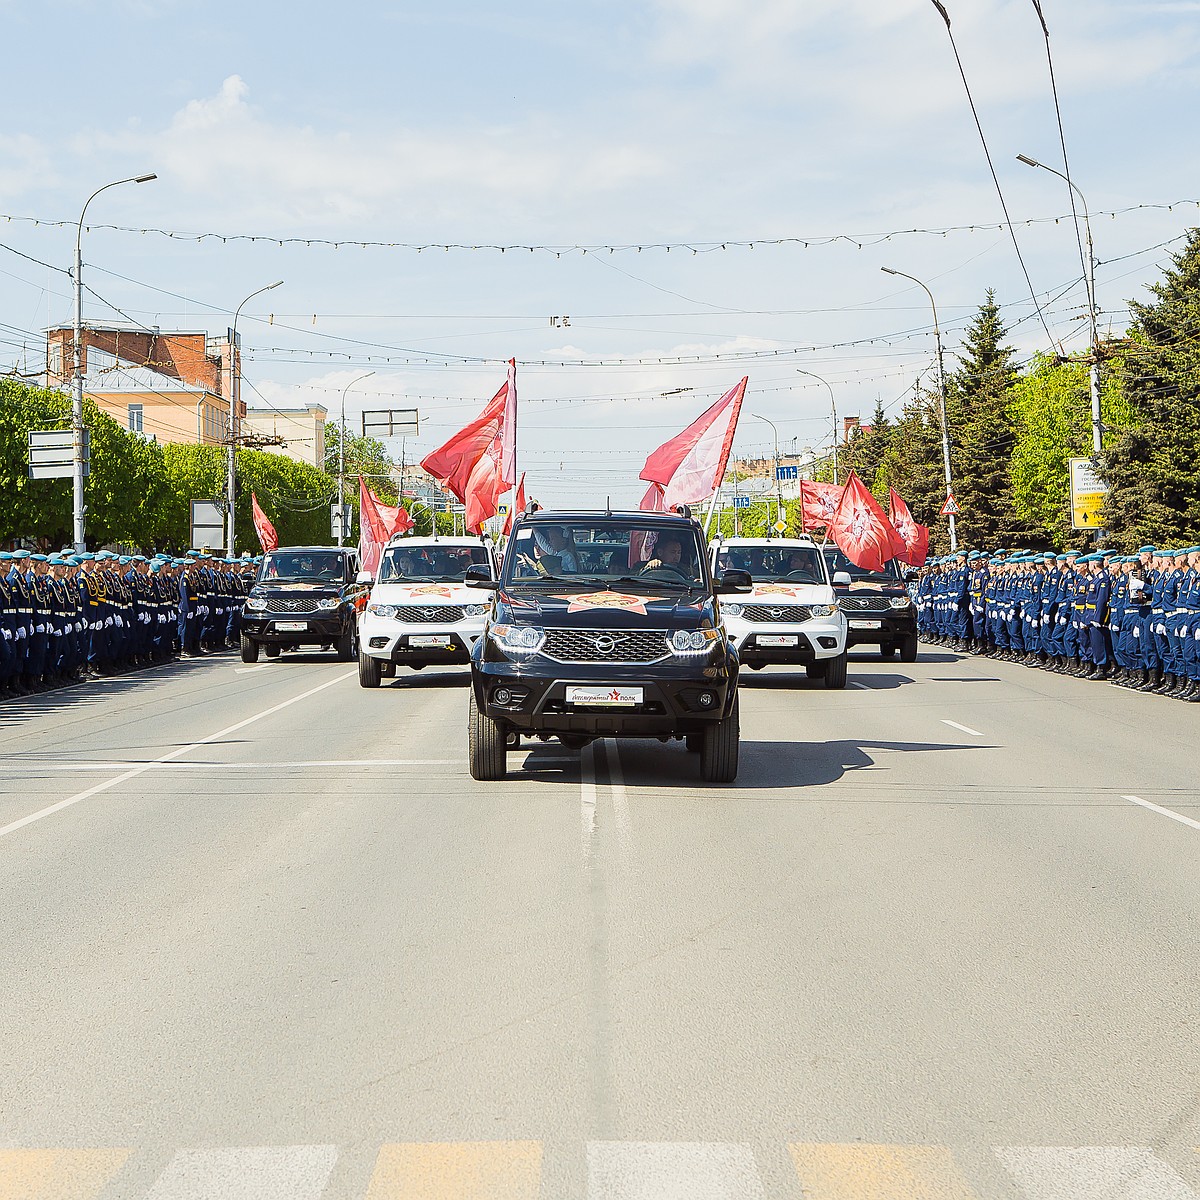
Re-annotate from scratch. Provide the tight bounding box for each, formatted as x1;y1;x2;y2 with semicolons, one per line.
132;555;147;563
12;549;31;559
150;563;162;573
1138;546;1156;554
0;552;12;560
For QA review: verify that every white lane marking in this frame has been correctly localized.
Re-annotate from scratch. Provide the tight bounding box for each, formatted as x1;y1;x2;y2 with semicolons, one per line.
850;681;871;690
234;665;271;674
0;759;455;772
942;719;984;736
588;1141;765;1200
995;1145;1200;1200
604;739;631;853
146;1145;337;1200
0;671;354;844
1122;794;1200;833
581;742;598;865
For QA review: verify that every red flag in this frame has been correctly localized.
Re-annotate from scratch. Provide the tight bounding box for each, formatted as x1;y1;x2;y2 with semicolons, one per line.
503;473;526;536
420;384;507;533
358;477;413;572
500;358;517;489
250;492;278;553
828;471;907;573
888;487;929;567
639;481;665;511
640;378;748;508
797;480;843;531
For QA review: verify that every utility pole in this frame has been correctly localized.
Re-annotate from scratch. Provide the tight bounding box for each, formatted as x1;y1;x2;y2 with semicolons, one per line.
753;414;783;533
796;368;839;485
337;371;374;546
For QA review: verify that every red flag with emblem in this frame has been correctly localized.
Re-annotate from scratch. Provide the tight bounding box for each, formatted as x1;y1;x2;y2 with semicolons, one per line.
503;472;526;536
828;471;907;573
420;383;508;533
888;487;929;567
797;480;843;531
640;377;748;508
358;476;413;573
250;492;279;553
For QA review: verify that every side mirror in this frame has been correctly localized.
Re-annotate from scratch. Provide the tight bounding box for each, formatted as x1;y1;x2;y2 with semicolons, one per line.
715;568;753;594
465;564;499;590
903;568;919;582
833;571;852;586
355;570;373;585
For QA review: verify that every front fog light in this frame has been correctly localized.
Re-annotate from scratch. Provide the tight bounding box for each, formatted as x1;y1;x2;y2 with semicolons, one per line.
698;690;715;708
494;686;512;705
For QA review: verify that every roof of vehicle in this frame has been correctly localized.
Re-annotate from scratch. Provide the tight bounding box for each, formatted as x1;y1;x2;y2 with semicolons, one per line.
515;508;699;525
266;545;355;554
383;535;488;548
711;536;819;547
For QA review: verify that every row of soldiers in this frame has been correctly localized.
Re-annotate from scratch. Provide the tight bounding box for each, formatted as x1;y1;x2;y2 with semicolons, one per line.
915;546;1200;701
1;549;259;700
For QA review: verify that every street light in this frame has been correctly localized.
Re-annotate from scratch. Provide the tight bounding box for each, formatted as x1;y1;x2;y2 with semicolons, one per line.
1017;152;1102;456
72;172;156;552
881;266;956;551
226;280;284;556
752;413;783;531
795;368;839;484
337;371;375;546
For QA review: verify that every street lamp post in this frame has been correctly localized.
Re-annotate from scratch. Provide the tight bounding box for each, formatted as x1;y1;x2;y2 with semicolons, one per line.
226;281;283;557
795;368;839;484
881;266;956;552
337;371;375;546
753;413;783;532
1017;153;1102;456
72;172;156;552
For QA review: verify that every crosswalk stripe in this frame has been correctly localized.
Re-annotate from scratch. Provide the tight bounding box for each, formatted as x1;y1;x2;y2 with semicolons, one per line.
587;1141;765;1199
995;1146;1200;1199
144;1146;337;1200
365;1142;541;1198
787;1143;979;1199
0;1149;131;1200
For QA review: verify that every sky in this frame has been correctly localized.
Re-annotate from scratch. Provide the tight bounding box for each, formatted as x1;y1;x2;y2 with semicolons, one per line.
1;0;1198;511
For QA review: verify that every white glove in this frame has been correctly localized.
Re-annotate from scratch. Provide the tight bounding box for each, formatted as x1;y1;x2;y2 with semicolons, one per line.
104;617;113;628
115;616;124;628
35;624;45;633
1;628;10;640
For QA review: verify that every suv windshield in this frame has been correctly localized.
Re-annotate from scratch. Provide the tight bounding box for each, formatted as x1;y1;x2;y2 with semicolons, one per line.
506;519;707;589
714;544;824;584
259;551;345;581
822;547;904;585
379;544;490;583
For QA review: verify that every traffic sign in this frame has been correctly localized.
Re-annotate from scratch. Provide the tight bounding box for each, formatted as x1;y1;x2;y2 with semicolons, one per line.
28;428;88;480
1069;457;1108;529
330;503;353;539
775;464;799;481
732;495;751;509
190;499;224;550
939;493;961;517
773;520;787;534
498;504;509;516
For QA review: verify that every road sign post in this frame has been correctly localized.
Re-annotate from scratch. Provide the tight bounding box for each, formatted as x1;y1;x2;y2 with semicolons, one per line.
29;429;88;480
190;499;224;551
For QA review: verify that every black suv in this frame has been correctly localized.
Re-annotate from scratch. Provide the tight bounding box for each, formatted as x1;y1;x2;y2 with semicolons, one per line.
822;547;918;662
466;509;751;783
239;546;369;662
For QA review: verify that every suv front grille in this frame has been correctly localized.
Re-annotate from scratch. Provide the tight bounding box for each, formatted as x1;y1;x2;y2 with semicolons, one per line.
392;604;467;623
542;628;670;663
839;595;891;612
741;604;813;623
265;597;323;614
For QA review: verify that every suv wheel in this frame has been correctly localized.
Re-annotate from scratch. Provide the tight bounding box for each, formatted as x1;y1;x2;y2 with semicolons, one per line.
468;692;507;780
824;651;848;689
700;691;739;783
335;623;358;662
358;650;381;689
899;634;918;663
240;634;259;664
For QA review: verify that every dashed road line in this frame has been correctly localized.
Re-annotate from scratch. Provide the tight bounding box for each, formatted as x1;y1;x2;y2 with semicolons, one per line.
942;719;984;737
1122;794;1200;833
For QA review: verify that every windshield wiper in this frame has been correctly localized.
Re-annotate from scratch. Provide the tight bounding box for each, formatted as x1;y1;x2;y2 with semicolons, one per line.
608;575;698;591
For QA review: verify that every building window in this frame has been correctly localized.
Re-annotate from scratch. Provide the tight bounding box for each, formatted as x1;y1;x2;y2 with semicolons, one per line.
128;403;144;433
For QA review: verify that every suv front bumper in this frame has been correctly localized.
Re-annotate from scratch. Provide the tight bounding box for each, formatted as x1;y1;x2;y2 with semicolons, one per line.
360;615;484;665
842;607;916;647
725;613;846;666
241;612;346;643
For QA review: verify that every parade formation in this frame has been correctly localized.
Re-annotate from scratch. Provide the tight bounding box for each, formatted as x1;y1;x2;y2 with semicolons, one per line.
0;550;257;698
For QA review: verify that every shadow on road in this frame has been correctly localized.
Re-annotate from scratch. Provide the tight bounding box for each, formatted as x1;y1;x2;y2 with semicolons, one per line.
739;671;914;692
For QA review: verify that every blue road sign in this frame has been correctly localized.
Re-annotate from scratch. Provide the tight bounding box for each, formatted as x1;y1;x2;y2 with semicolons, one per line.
775;465;799;481
732;494;751;508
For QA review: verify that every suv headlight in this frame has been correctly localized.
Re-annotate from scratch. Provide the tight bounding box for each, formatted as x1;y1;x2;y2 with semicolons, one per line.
810;603;838;617
317;597;340;610
463;603;489;618
245;596;266;611
721;602;744;618
490;623;545;658
670;627;721;655
889;596;911;609
368;602;397;619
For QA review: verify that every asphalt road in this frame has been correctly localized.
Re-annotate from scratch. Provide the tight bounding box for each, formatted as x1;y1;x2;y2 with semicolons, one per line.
2;647;1198;1199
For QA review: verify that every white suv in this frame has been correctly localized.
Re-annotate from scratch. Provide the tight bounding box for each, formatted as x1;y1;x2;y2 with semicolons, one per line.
357;536;498;688
709;536;849;688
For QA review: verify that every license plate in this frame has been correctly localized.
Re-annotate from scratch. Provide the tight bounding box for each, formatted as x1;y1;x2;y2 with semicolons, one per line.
566;685;643;707
757;634;798;647
410;635;452;649
850;619;882;629
275;621;307;631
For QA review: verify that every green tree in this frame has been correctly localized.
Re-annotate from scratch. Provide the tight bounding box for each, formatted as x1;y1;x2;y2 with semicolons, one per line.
881;386;951;553
324;422;400;504
1102;228;1200;547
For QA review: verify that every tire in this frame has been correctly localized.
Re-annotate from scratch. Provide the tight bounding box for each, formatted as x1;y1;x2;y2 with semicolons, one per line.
358;650;381;689
700;691;739;783
240;634;259;664
335;622;358;662
823;651;848;689
264;645;280;659
879;644;896;659
685;733;702;753
468;692;507;780
805;662;825;680
899;634;919;663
